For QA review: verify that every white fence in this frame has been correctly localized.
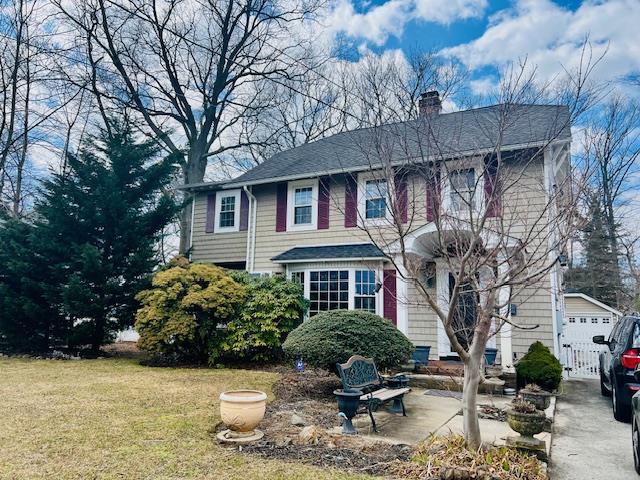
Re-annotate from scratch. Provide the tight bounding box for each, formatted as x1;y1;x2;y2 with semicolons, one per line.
561;340;602;378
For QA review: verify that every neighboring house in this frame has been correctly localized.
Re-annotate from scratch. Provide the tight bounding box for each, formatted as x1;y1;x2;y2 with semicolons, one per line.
181;93;572;369
560;292;623;378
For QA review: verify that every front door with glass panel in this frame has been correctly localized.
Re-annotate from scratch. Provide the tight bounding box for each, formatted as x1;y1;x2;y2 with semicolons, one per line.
449;273;477;352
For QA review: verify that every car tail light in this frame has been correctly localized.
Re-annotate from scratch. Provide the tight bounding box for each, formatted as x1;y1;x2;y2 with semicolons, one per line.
621;348;640;369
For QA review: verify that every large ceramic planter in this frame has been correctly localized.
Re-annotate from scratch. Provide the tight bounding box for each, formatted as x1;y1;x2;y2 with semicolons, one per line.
520;389;552;411
217;390;267;443
507;408;546;438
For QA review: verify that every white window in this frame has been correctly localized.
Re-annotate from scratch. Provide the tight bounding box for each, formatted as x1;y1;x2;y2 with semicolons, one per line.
591;317;598;324
287;179;318;230
291;271;304;286
354;270;377;312
450;169;475;211
569;317;576;323
603;317;610;324
308;270;349;316
294;187;313;225
580;317;587;324
214;189;241;233
365;179;387;219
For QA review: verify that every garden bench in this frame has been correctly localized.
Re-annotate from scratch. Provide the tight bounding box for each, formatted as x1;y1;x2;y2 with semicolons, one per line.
336;355;410;432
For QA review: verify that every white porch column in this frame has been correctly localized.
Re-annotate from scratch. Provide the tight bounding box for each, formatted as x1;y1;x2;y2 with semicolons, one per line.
498;258;514;373
394;257;409;336
435;259;450;357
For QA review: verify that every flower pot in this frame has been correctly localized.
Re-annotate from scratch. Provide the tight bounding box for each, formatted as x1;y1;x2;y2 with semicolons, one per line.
413;346;431;367
218;390;267;443
334;388;362;434
507;408;546;438
484;347;498;366
520;389;552;410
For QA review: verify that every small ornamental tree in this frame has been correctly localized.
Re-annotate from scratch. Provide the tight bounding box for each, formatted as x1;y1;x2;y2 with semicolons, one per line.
135;258;246;364
283;310;414;372
223;272;308;361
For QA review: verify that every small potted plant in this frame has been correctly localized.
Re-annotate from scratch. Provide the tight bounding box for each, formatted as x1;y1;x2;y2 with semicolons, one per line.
507;397;546;439
520;383;552;410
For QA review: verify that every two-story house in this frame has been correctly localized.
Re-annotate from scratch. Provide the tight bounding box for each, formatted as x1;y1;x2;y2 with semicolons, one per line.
181;92;571;369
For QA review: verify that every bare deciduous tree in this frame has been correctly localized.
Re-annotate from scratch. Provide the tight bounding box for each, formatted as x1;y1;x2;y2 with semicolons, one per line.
329;57;598;449
54;0;326;252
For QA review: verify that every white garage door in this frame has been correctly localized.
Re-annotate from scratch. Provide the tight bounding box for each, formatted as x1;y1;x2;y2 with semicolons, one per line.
561;314;614;378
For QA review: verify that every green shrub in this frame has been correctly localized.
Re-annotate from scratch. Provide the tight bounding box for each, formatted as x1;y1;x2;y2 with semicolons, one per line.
282;310;414;372
222;272;308;361
515;341;563;391
135;258;245;364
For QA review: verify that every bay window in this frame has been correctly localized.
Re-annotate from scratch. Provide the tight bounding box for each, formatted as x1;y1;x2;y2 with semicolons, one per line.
294;268;379;317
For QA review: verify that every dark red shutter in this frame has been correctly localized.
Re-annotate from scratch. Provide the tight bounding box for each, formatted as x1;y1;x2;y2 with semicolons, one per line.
344;174;357;228
205;193;216;233
426;169;440;222
383;269;397;326
484;156;501;217
239;190;249;231
276;182;288;232
318;176;330;230
395;171;408;223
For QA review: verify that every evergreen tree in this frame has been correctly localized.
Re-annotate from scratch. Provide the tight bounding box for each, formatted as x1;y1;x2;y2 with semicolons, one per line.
0;119;179;352
565;193;621;307
0;216;69;352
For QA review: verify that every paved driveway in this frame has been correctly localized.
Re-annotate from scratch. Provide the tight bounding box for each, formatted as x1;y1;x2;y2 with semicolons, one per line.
550;378;636;479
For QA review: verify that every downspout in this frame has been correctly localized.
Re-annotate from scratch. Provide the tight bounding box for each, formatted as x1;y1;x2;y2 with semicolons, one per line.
188;192;196;260
243;186;257;273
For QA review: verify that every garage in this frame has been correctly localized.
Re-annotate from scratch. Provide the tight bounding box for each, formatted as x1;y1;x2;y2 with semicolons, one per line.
560;292;622;378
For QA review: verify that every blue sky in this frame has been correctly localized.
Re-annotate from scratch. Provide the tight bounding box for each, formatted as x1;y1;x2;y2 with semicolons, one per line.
324;0;640;96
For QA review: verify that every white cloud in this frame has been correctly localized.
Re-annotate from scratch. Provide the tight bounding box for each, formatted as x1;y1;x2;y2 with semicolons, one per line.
322;0;487;46
442;0;640;85
414;0;488;25
325;0;413;46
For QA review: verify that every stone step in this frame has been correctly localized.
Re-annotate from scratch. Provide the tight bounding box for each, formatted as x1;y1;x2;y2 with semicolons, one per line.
409;374;506;395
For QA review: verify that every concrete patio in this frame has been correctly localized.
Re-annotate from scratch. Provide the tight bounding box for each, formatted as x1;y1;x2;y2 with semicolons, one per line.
331;388;554;457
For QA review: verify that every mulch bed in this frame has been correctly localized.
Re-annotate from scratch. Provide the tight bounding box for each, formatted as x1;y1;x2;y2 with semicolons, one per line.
220;368;413;477
241;440;412;476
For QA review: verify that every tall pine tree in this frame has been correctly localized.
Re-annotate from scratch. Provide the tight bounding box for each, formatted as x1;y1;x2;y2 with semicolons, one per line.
0;119;179;352
565;193;621;307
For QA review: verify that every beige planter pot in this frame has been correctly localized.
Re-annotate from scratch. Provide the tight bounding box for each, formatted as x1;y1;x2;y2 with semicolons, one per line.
218;390;267;443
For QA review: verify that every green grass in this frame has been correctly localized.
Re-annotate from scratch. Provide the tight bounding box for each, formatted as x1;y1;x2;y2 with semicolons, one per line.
0;358;370;480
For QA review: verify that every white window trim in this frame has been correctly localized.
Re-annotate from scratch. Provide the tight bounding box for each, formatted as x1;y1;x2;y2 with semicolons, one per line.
287;263;384;318
214;189;241;233
357;171;391;226
441;158;484;216
287;179;318;231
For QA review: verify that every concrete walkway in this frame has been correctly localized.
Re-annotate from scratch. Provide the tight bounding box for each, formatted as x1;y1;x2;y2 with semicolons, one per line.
347;388;551;455
550;378;636;479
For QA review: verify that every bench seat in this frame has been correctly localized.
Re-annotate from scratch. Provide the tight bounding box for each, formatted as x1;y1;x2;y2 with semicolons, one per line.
360;387;410;403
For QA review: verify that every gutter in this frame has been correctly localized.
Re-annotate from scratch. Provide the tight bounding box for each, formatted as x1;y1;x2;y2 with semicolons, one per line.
243;185;257;273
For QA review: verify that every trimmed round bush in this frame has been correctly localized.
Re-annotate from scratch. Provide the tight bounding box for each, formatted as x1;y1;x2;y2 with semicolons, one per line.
515;341;563;391
282;310;414;372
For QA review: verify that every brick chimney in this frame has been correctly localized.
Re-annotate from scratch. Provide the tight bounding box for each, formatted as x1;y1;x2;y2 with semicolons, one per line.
418;91;441;117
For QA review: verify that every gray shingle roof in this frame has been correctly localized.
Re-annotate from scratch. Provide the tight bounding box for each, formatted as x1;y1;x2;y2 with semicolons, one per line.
271;243;387;263
228;104;570;187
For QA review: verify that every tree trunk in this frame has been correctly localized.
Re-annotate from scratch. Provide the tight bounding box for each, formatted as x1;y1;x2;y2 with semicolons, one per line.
462;359;482;450
178;142;208;254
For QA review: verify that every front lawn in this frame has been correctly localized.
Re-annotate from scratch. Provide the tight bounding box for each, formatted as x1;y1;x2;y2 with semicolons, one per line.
0;358;369;480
